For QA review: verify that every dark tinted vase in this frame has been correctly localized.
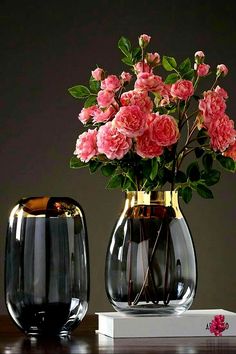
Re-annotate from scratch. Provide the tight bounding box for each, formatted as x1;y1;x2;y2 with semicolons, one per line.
5;196;89;336
105;191;197;315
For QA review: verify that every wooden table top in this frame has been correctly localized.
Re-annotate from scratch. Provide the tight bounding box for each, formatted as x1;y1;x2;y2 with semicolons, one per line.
1;314;236;353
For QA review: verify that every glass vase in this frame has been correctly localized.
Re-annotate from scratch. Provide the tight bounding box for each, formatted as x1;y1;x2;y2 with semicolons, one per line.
105;191;197;315
5;196;89;336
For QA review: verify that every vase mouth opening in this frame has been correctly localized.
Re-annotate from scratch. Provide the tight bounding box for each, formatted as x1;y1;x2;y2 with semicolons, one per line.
10;196;82;217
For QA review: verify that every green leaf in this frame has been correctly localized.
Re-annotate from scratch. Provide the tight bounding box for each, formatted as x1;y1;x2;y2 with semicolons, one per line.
122;177;132;190
216;155;235;171
162;56;177;71
182;186;192;203
106;174;123;189
175;171;187;183
140;160;152;179
187;162;200;182
70;156;88;169
182;69;195;80
195;147;204;159
178;58;191;74
201;169;221;186
118;36;132;56
89;160;102;173
202;153;213;171
132;47;142;61
89;77;100;93
68;85;90;99
84;95;97;108
101;164;117;177
150;158;158;181
126;169;136;188
121;57;133;66
197;184;214;199
164;73;179;84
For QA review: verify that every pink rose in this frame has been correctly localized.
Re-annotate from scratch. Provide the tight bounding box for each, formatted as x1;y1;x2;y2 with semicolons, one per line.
120;90;153;113
224;141;236;161
170;80;194;101
134;61;151;74
97;122;132;159
136;129;163;158
139;34;151;47
91;67;103;81
113;105;147;138
196;63;210;77
101;75;121;91
199;90;226;128
150;114;179;146
78;105;101;124
93;105;116;123
134;72;163;93
217;64;228;77
208;114;236;152
120;71;132;83
97;89;115;108
74;129;98;162
146;52;161;66
214;86;228;99
194;51;205;63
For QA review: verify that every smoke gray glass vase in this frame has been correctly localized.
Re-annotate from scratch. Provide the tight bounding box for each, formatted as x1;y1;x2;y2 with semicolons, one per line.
5;196;89;337
105;191;197;315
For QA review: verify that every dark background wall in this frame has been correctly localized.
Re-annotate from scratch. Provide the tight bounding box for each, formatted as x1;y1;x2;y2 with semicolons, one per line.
1;0;236;315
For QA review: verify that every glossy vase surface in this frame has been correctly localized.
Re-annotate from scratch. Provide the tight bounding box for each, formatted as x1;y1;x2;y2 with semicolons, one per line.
105;191;197;315
5;196;89;336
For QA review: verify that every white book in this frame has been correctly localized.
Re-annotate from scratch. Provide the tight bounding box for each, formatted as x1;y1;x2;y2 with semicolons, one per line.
96;309;236;338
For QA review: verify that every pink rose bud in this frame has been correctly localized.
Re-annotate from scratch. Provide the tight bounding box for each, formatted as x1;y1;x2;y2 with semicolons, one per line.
146;52;161;66
91;67;104;81
120;71;132;83
194;51;205;64
217;64;228;77
196;63;210;77
138;34;151;48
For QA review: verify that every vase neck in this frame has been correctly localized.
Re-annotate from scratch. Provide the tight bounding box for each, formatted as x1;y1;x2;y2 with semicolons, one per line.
123;191;181;218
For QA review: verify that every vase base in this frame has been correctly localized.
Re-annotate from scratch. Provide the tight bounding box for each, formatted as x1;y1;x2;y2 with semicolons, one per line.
26;329;71;338
112;301;192;316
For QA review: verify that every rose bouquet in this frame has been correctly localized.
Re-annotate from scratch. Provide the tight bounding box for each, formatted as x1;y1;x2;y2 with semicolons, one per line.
68;34;236;203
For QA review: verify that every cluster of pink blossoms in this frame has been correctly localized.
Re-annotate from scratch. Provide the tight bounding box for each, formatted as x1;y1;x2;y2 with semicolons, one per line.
74;34;236;165
199;86;236;152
